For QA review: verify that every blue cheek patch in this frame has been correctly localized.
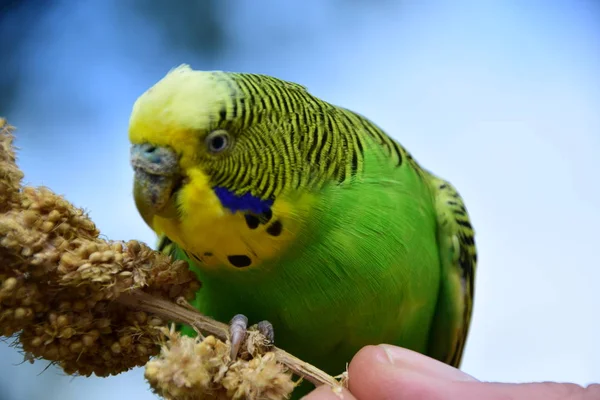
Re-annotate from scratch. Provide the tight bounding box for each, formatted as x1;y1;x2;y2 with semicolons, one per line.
213;186;274;215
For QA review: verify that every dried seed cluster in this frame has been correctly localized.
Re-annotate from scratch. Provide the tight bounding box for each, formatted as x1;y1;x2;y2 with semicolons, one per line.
146;330;295;400
0;118;200;377
0;118;299;399
0;273;47;336
0;120;24;211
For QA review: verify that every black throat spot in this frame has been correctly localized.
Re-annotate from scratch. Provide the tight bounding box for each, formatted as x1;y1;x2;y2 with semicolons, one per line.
227;254;252;268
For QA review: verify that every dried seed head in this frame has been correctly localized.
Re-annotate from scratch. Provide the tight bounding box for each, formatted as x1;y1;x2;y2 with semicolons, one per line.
0;121;203;379
145;331;295;400
145;333;231;400
0;120;24;211
222;352;296;400
0;275;49;336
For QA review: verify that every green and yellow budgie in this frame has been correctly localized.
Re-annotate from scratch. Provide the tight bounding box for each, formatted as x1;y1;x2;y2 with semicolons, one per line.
129;65;477;397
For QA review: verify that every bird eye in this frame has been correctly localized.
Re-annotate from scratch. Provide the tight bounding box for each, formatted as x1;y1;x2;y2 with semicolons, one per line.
205;130;230;153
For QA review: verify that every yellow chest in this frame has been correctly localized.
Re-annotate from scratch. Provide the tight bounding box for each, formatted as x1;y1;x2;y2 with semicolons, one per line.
151;171;316;270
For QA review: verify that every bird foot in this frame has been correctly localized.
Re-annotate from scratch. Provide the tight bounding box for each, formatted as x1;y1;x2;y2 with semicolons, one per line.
229;314;275;360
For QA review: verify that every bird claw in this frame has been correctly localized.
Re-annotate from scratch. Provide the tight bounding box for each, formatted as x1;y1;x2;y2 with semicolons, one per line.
256;320;275;344
229;314;248;360
228;314;275;360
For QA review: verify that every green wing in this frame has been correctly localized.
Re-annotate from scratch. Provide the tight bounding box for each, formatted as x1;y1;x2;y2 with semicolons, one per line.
426;176;477;368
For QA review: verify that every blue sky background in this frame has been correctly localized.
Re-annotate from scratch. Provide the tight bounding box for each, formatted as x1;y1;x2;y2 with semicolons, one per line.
0;1;598;399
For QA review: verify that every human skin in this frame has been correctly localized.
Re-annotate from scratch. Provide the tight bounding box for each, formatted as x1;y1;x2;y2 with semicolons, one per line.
303;345;600;400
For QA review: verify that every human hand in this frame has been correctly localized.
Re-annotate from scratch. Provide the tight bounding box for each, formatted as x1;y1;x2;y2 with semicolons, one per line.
303;345;599;399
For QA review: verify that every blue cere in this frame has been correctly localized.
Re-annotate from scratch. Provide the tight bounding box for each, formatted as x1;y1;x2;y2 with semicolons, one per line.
213;186;274;214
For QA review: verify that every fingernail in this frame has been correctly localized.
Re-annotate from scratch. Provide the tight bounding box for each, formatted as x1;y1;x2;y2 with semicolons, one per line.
378;344;478;382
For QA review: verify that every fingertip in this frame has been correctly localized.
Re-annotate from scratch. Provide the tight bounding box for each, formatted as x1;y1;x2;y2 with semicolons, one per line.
347;344;477;399
350;345;390;370
347;345;417;399
378;344;477;382
301;384;356;400
347;345;389;392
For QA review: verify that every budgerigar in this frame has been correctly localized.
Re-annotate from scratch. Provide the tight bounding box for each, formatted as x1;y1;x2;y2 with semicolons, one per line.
129;65;477;397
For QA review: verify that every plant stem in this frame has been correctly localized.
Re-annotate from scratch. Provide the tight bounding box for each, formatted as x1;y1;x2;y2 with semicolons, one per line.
117;290;340;387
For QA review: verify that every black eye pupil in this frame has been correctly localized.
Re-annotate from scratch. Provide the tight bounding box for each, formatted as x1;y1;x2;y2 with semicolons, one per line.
210;135;225;151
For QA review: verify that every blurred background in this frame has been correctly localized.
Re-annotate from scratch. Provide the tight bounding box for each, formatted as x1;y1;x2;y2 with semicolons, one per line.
1;0;599;399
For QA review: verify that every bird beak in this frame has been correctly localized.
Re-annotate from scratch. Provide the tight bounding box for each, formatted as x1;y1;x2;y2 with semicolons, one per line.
130;143;183;227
